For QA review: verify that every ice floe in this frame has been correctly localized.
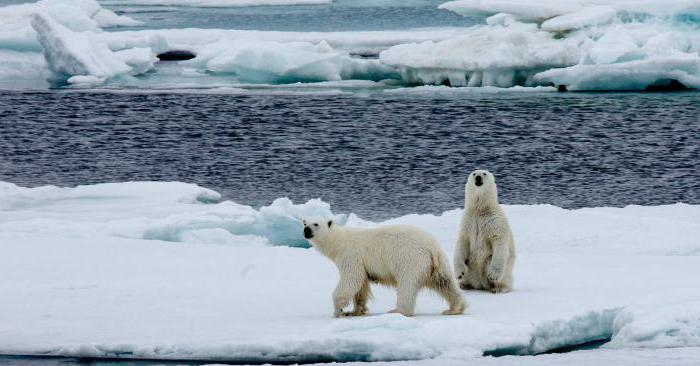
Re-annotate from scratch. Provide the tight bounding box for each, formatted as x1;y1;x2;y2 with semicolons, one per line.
0;180;699;362
184;38;396;83
390;0;700;89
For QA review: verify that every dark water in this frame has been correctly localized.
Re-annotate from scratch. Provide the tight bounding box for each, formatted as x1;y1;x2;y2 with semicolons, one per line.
0;90;698;220
99;0;478;32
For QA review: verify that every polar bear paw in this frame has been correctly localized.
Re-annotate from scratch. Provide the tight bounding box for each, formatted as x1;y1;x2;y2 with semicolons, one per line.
348;307;369;316
489;285;511;294
486;264;504;283
442;304;466;315
388;308;413;317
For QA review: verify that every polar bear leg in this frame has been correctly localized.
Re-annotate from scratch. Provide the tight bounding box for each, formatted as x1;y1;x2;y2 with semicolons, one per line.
428;274;467;315
486;236;512;293
351;280;371;316
333;270;366;318
490;271;513;293
389;274;423;316
454;228;470;287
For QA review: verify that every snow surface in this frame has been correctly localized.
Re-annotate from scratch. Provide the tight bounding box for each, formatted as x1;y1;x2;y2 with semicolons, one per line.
0;180;699;363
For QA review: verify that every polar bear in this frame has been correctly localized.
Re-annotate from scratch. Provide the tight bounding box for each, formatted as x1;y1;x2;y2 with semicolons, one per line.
303;220;467;317
454;169;515;293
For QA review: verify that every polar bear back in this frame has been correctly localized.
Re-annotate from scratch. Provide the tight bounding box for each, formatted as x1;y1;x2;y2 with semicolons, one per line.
329;225;440;285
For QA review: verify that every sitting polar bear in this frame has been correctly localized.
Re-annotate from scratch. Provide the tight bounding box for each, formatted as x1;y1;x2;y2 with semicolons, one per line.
455;169;516;293
303;220;467;317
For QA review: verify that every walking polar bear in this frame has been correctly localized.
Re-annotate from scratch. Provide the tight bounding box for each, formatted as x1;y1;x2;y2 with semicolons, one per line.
455;169;516;293
303;220;467;317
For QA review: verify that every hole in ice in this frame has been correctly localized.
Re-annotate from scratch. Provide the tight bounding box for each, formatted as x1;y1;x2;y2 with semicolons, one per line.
157;50;197;61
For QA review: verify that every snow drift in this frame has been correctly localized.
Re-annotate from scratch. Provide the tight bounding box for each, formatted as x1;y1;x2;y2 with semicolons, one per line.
0;180;699;363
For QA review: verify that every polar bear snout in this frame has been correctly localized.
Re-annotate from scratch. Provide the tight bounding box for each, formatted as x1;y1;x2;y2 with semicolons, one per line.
475;175;483;186
303;226;314;239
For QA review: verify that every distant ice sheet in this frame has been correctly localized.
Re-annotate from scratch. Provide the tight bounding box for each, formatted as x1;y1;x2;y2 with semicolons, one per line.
0;0;699;90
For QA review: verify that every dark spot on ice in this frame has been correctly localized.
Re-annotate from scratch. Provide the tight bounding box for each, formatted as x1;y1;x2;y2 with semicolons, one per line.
483;338;610;357
557;85;568;92
157;50;197;61
349;51;379;59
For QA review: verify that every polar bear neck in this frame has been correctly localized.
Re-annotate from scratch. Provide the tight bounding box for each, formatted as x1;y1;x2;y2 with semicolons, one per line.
465;185;500;214
311;227;357;261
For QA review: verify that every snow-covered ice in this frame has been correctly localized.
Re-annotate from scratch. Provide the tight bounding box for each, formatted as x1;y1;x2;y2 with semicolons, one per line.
184;38;396;83
381;0;700;89
1;0;697;90
0;180;699;363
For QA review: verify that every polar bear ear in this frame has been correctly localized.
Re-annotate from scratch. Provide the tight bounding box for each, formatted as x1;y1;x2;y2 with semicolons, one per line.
327;220;333;228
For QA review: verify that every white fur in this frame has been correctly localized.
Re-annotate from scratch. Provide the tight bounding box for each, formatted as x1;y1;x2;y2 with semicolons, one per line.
304;220;467;317
454;169;516;293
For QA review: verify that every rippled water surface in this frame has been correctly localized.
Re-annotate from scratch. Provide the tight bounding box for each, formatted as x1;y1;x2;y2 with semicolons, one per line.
99;0;478;31
1;90;698;220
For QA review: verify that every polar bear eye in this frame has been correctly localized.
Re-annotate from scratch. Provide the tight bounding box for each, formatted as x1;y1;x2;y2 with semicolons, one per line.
314;223;319;227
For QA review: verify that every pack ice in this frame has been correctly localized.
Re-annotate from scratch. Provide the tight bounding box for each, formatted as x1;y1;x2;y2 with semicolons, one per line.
1;0;699;90
1;180;699;363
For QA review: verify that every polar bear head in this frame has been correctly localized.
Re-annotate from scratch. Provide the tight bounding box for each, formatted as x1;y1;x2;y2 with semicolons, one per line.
302;219;334;241
465;169;499;208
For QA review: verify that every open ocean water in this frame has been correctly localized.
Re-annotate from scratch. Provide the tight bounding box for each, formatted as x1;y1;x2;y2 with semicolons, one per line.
1;90;698;220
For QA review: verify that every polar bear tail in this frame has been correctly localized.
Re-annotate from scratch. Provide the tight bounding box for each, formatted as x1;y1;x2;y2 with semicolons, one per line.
430;249;441;276
427;249;468;315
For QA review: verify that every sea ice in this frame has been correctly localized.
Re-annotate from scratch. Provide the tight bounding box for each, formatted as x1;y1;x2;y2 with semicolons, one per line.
185;38;396;83
31;13;158;84
0;180;699;363
386;0;700;90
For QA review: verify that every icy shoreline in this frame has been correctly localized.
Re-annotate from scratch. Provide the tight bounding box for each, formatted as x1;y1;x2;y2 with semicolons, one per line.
0;181;699;363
